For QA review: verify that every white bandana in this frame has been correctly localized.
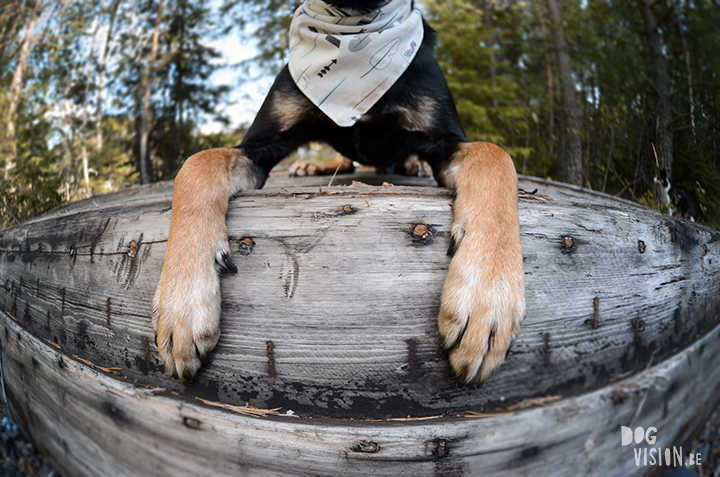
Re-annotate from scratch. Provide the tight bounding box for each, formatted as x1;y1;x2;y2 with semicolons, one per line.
288;0;424;127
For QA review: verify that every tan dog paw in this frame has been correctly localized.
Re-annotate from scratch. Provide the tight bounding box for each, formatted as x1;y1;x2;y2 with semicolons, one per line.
289;152;354;176
439;238;526;384
152;238;231;379
152;148;264;379
437;142;526;384
289;159;321;176
402;154;433;177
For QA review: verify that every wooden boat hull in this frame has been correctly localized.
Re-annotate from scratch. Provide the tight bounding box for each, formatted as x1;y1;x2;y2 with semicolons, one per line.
1;308;719;476
0;173;719;475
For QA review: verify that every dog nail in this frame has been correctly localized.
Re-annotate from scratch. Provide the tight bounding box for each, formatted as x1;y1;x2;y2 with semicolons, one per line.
218;251;238;273
447;235;460;256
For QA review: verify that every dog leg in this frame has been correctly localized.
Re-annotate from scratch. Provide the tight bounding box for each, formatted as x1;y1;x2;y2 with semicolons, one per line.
436;142;526;384
152;147;265;379
289;152;354;176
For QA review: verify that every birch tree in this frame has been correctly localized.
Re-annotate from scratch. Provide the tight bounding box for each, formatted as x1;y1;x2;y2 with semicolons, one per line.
6;0;44;143
138;0;164;185
96;0;123;152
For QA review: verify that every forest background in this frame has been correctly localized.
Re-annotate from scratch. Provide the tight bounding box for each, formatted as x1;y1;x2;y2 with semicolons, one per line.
1;0;719;229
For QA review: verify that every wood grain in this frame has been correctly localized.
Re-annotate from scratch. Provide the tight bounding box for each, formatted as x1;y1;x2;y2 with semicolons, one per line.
1;306;718;476
0;174;718;421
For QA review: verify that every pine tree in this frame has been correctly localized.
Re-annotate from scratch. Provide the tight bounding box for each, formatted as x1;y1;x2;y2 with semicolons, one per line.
545;0;582;186
424;0;527;160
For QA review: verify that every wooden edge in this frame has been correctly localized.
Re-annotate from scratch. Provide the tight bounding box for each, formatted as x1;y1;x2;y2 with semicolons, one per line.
25;182;175;225
1;312;719;476
517;174;656;212
21;179;455;226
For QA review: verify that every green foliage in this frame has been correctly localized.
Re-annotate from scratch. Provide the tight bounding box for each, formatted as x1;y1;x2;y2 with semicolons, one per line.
637;189;659;212
1;103;63;228
1;0;720;230
89;116;140;192
690;161;720;229
219;0;295;73
0;0;241;230
424;0;529;165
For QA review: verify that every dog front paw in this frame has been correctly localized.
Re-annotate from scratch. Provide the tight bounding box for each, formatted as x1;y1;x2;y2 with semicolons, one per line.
152;237;234;379
439;242;526;384
402;154;433;177
435;142;526;385
150;148;261;380
153;247;235;378
289;153;354;177
289;159;322;176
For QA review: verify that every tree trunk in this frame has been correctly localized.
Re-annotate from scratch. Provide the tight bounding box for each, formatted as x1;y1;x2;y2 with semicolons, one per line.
637;0;673;176
674;4;695;144
4;0;44;182
483;0;498;109
96;0;122;153
545;0;582;186
536;1;555;164
139;0;164;185
80;0;106;200
6;0;44;142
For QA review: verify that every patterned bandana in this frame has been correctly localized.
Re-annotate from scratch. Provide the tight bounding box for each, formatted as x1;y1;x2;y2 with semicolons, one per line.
288;0;424;127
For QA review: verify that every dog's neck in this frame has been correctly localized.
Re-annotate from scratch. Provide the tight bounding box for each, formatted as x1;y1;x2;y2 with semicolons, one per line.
323;0;394;13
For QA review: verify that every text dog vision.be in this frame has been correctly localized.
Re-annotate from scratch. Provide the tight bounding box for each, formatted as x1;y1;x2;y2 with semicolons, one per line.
622;426;702;468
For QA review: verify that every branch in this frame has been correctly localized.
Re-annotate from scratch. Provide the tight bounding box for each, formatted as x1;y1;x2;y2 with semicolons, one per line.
671;111;695;124
671;81;714;97
3;199;20;225
609;160;638;201
673;124;710;133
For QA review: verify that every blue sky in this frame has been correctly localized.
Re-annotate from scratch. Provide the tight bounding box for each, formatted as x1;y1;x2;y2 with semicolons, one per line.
202;23;275;133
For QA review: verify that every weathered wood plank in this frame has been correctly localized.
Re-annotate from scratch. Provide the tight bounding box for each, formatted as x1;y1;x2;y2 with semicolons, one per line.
0;176;719;420
1;308;719;476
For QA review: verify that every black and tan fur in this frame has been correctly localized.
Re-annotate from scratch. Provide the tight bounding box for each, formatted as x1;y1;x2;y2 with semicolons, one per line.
152;0;526;385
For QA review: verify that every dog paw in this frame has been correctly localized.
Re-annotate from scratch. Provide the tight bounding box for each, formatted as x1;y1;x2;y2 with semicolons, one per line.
289;153;354;177
289;159;322;176
438;225;526;385
402;154;433;177
151;147;264;380
152;235;235;380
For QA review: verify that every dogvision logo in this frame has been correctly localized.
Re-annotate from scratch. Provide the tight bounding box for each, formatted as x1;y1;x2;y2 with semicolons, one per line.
621;426;702;467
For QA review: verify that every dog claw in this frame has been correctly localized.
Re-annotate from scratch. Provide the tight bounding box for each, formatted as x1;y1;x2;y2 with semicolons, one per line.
439;235;525;385
217;250;237;274
151;148;266;381
153;240;224;381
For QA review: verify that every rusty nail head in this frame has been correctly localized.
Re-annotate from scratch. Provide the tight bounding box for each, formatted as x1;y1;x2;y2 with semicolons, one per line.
638;240;646;254
413;224;429;240
437;440;448;458
355;441;380;453
561;236;575;253
128;240;138;258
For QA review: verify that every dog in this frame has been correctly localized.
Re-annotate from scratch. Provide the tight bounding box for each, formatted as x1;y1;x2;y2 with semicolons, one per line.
654;169;694;221
152;0;526;385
